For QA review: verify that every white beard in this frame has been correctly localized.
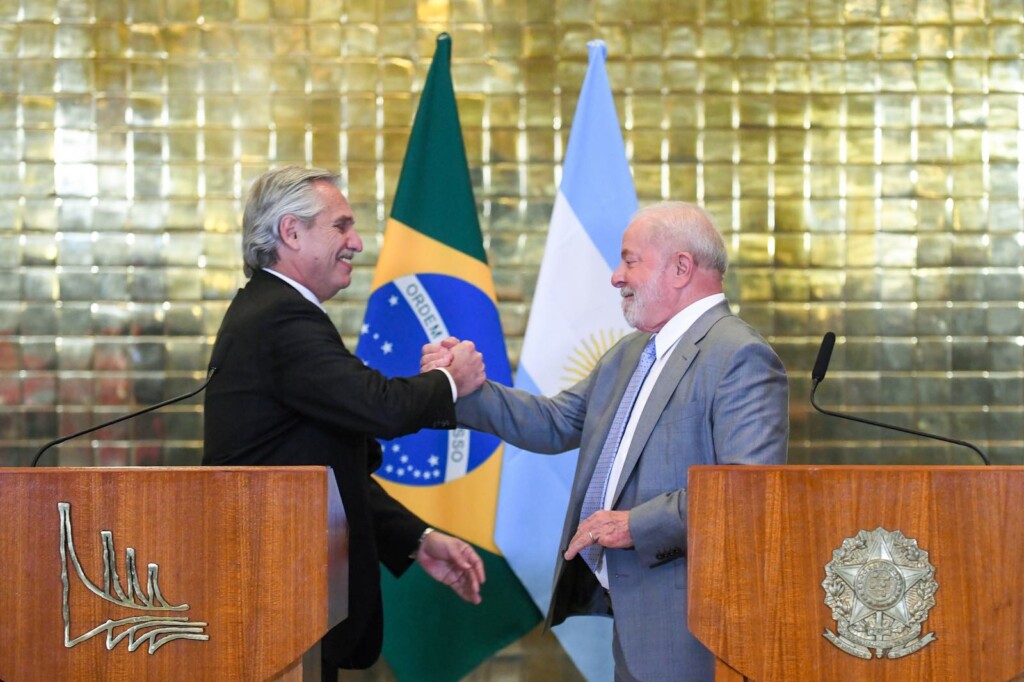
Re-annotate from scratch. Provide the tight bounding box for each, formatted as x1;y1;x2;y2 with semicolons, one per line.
621;274;669;330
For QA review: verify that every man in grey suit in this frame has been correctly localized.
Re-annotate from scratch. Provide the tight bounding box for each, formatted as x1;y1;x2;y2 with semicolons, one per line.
423;201;789;680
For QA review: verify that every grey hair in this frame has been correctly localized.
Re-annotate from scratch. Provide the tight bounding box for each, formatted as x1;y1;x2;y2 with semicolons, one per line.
241;166;342;277
631;201;728;277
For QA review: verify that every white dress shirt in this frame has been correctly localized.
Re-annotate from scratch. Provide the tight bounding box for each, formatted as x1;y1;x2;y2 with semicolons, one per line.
595;292;726;587
265;267;326;312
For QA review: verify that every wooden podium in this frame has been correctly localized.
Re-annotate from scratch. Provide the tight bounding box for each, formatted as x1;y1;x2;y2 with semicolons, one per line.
688;465;1024;681
0;466;348;682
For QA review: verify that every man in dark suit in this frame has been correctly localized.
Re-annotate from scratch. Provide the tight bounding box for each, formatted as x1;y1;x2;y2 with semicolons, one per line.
423;202;789;680
203;166;488;679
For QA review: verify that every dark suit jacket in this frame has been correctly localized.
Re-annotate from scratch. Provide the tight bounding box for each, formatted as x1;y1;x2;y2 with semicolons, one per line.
203;269;457;668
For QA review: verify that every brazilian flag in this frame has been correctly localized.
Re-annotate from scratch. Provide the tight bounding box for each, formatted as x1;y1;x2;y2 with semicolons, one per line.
356;34;541;681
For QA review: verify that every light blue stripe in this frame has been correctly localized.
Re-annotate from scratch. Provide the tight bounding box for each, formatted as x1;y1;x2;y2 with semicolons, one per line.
511;363;542;395
559;40;638;271
552;618;614;682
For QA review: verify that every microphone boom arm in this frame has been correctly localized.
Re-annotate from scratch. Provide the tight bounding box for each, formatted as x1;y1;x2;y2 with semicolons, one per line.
810;380;990;466
31;368;218;467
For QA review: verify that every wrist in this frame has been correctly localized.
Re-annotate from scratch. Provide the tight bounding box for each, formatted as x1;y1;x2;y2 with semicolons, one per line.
418;526;435;546
411;526;435;559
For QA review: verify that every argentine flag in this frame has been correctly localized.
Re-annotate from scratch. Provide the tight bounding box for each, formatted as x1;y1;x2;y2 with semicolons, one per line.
494;40;637;681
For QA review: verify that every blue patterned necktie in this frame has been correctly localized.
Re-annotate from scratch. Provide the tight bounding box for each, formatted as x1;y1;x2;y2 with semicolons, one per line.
579;335;658;572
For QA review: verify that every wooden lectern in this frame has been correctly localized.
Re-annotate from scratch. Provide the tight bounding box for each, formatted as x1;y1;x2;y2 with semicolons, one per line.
0;466;348;682
688;465;1024;681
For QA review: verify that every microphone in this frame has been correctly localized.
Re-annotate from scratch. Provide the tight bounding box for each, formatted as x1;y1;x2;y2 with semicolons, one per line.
809;332;990;466
31;345;227;467
811;331;836;390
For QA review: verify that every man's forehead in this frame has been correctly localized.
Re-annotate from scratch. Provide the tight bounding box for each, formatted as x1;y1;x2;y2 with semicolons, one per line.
621;221;653;250
313;181;354;216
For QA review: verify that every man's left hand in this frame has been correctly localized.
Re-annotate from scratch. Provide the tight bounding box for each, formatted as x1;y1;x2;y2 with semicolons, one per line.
416;530;486;604
564;510;633;561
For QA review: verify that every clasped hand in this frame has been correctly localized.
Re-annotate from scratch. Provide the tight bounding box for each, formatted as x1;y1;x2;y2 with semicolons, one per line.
421;337;486;397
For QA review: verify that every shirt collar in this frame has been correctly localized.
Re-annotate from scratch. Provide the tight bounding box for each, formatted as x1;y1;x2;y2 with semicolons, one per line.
263;268;327;313
652;292;726;359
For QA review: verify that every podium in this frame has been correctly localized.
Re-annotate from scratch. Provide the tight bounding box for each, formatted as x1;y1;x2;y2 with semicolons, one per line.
688;465;1024;682
0;466;348;682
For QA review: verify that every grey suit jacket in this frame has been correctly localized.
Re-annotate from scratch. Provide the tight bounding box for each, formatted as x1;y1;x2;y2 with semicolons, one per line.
457;301;789;680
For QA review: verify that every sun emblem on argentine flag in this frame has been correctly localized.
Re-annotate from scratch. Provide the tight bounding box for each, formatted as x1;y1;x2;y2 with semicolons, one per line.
560;328;628;388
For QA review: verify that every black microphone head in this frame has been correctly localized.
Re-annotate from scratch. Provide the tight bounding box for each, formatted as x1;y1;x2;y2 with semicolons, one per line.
811;331;836;384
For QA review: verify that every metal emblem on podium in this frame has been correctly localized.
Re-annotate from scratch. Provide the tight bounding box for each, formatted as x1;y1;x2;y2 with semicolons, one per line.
59;502;209;654
822;527;937;659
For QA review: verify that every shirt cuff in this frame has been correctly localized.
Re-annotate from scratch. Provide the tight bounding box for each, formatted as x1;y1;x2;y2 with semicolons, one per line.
435;367;457;401
410;526;435;559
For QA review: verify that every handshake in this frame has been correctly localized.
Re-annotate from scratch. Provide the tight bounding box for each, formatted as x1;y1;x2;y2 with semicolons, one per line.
421;337;486;398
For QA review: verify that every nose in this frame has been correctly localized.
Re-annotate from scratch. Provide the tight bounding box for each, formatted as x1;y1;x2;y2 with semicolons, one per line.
611;262;626;288
349;229;364;253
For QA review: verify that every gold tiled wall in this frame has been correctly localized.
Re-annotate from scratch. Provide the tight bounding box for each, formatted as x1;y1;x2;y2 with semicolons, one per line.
1;0;1022;466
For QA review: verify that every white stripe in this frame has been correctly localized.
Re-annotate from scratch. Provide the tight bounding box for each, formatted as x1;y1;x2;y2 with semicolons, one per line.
519;191;629;395
395;275;450;341
446;428;470;481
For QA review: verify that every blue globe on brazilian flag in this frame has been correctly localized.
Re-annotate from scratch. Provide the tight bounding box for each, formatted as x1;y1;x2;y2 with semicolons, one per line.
354;33;540;682
359;273;511;486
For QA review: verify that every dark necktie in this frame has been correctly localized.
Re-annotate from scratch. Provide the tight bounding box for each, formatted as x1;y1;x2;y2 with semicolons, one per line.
578;335;658;572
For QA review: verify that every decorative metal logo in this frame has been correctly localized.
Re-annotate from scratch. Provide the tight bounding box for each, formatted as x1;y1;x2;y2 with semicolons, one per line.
59;502;208;654
822;527;937;659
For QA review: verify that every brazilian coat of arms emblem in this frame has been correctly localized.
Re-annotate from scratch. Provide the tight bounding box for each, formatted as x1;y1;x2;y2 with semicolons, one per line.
822;527;938;659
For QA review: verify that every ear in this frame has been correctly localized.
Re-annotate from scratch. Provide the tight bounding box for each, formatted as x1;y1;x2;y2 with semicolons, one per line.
672;251;696;286
278;214;303;251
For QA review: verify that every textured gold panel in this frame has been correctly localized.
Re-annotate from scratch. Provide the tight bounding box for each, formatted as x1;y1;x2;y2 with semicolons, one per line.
0;0;1021;486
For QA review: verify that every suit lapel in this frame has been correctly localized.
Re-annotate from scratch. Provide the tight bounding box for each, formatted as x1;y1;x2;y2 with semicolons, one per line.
610;301;732;507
